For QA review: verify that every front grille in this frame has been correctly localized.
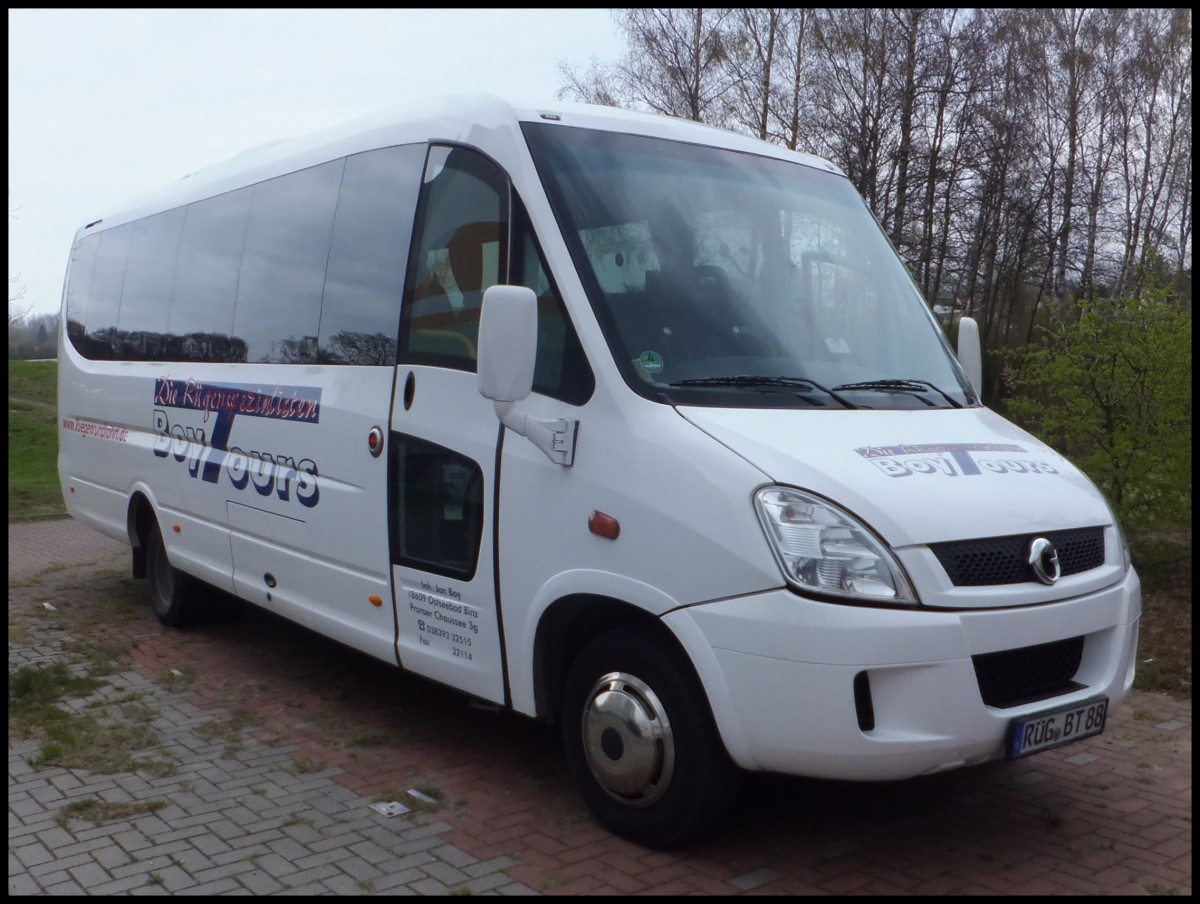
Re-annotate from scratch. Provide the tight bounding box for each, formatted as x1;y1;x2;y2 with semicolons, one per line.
930;526;1105;586
972;636;1085;708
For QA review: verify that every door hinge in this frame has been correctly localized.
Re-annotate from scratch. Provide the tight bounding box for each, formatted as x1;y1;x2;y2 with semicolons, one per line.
548;418;578;467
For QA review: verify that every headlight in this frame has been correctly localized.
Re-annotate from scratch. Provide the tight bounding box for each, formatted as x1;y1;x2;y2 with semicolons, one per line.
754;487;918;605
1104;501;1132;575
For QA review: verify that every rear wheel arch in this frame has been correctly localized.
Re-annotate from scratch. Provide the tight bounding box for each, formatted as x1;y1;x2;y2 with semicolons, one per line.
144;517;200;627
126;492;156;579
128;493;229;627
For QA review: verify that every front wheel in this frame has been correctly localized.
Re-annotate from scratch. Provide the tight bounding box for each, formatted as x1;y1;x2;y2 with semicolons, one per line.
561;626;740;848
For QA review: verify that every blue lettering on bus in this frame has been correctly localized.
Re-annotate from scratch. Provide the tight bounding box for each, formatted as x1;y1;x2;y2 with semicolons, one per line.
152;377;322;508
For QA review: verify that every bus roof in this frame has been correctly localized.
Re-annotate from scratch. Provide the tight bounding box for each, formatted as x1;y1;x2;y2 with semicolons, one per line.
82;93;844;235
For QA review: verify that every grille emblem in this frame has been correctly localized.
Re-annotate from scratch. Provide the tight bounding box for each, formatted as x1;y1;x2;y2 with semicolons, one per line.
1028;537;1061;585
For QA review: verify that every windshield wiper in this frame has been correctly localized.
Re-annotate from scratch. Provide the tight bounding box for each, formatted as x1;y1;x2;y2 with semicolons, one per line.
669;375;856;409
831;379;962;408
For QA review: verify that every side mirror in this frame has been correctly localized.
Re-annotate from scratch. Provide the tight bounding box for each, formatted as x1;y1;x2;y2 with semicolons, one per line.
477;285;577;466
956;315;982;397
477;285;537;403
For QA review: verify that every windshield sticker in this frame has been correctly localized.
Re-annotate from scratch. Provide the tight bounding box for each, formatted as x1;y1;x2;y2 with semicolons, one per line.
639;350;664;374
152;377;323;508
855;442;1059;479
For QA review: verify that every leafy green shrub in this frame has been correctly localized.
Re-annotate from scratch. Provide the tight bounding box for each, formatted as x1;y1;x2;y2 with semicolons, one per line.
1003;288;1191;528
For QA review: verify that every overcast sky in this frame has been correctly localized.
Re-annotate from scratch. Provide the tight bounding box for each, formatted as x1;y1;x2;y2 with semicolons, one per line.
8;8;626;318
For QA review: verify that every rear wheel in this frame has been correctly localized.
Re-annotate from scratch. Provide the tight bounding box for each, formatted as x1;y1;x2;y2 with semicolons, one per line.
145;523;200;627
561;626;739;848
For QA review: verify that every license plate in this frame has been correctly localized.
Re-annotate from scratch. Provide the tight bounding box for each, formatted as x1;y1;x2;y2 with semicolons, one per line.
1006;696;1108;759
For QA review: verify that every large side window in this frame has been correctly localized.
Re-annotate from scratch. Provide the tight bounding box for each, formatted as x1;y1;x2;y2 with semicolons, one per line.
116;207;186;360
400;146;508;369
169;188;253;362
84;224;134;360
64;234;99;350
232;159;345;364
318;145;424;365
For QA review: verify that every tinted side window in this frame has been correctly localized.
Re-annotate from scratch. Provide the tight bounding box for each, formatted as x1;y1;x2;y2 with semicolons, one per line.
390;433;484;580
169;188;253;362
64;234;99;349
400;147;508;370
318;145;424;365
232;160;344;363
84;224;134;359
512;200;594;405
66;146;426;365
117;207;186;360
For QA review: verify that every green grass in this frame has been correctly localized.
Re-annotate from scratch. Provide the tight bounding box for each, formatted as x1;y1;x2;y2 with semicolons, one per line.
8;359;65;520
9;661;104;731
9;658;164;773
8;358;58;406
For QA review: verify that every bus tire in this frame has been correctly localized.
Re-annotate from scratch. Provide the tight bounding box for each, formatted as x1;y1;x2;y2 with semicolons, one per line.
145;524;199;627
560;626;739;848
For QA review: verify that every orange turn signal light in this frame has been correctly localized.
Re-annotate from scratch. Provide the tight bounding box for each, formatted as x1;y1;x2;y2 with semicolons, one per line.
588;510;620;540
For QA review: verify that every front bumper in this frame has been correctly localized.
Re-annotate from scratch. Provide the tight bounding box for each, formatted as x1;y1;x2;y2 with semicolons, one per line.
663;568;1141;780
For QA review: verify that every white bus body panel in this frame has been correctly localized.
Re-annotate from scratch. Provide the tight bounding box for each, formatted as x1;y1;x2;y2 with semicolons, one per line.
496;389;778;716
58;346;398;664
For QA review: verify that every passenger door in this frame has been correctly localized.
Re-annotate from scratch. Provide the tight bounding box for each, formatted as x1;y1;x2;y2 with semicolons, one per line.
389;146;509;703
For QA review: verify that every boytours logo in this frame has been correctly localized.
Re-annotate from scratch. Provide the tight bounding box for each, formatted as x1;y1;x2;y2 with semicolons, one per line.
854;442;1060;479
153;377;322;507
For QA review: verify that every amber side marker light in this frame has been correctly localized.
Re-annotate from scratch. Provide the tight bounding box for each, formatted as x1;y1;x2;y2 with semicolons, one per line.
172;524;182;533
369;594;383;607
588;510;620;540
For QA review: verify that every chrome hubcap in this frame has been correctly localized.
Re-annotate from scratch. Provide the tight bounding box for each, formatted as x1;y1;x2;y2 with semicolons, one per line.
580;671;674;806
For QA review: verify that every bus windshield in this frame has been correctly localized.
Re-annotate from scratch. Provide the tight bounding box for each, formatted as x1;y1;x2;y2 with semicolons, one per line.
523;123;973;410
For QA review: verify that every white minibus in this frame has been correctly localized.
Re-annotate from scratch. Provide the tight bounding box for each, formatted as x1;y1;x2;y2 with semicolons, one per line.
58;94;1140;847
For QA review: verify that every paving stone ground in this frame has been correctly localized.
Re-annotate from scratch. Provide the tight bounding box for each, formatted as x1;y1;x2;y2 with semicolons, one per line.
8;518;1192;895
